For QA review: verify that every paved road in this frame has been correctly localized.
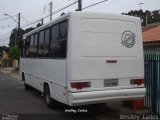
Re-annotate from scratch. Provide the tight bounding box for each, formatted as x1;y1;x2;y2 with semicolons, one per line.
0;72;150;120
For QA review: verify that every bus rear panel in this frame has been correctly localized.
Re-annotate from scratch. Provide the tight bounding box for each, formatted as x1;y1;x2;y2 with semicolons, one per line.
67;12;146;106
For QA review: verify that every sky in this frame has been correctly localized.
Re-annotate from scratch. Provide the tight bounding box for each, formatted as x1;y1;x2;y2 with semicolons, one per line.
0;0;160;46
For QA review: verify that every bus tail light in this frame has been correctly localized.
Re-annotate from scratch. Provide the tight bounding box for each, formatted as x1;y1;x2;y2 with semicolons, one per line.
130;79;144;86
70;82;91;90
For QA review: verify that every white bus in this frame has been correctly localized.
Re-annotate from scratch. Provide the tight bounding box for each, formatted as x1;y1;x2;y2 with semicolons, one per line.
20;12;146;108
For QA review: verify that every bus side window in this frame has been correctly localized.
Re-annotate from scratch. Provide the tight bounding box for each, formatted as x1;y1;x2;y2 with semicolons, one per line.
29;35;35;57
50;24;59;58
20;39;25;58
44;28;50;57
50;21;68;58
23;39;26;57
38;30;44;57
33;33;38;56
59;21;68;58
25;36;30;57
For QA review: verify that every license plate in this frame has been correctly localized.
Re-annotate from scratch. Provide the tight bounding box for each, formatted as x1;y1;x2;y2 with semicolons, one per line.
104;79;118;87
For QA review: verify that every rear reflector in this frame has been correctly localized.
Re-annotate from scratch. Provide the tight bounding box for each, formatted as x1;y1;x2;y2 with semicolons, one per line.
71;82;91;90
130;79;144;86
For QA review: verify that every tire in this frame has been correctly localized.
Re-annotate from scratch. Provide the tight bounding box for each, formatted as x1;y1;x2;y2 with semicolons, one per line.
44;85;56;108
22;74;32;90
24;83;32;90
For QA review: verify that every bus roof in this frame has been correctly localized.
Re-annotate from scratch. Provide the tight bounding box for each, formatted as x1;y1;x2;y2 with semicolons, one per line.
23;11;140;37
23;12;70;37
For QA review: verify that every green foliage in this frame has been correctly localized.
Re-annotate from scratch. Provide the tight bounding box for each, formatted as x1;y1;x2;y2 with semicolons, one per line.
9;22;41;47
0;46;9;53
9;27;35;47
122;10;160;26
9;46;20;60
36;23;42;28
9;28;24;47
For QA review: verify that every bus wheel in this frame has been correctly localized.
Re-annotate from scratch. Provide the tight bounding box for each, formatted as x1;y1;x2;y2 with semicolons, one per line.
22;74;32;90
44;85;55;108
24;83;32;90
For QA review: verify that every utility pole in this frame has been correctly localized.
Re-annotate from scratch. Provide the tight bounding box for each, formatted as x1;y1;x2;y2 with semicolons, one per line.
41;18;44;25
17;13;21;46
146;13;148;26
18;13;21;29
49;1;53;21
137;3;144;25
78;0;82;11
4;13;21;46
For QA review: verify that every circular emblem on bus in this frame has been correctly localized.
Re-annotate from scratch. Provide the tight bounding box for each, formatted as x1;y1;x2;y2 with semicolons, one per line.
121;31;136;48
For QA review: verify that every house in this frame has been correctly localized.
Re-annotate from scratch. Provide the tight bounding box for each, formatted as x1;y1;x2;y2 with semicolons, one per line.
2;51;9;67
0;52;2;66
143;23;160;54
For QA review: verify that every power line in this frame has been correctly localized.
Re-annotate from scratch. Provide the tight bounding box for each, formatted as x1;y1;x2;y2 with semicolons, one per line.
43;0;78;20
84;0;98;6
0;35;10;43
21;0;114;29
21;19;41;28
21;3;49;23
22;15;30;23
22;4;46;16
0;38;9;43
0;31;11;39
91;0;120;11
0;14;17;22
2;0;118;30
22;0;69;21
55;0;69;6
21;0;78;28
83;0;108;10
0;0;78;44
0;25;16;30
0;31;11;44
55;0;70;7
54;0;74;11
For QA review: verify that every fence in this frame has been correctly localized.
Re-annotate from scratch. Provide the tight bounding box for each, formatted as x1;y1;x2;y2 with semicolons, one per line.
144;54;160;115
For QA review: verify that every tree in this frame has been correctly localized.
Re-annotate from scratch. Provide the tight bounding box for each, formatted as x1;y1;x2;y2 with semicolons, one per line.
36;23;42;27
9;46;20;60
122;10;160;26
9;28;24;47
8;25;36;62
0;46;9;53
24;27;35;34
9;26;36;47
152;10;160;23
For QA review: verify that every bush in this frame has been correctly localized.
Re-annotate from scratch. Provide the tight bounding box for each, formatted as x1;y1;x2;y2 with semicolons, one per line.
9;46;20;60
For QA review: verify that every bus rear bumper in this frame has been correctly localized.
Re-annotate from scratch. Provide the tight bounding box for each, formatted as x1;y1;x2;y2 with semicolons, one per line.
68;88;146;106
